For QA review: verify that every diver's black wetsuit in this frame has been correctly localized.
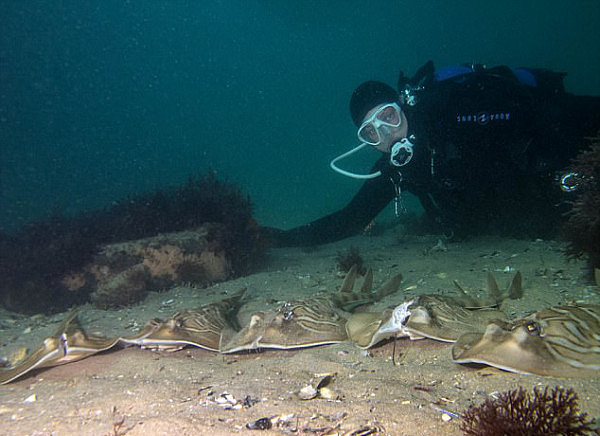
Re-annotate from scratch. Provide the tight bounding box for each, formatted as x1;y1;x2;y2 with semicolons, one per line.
278;63;600;246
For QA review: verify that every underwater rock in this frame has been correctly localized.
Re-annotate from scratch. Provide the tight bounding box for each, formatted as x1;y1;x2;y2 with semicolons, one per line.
89;264;152;308
78;225;232;308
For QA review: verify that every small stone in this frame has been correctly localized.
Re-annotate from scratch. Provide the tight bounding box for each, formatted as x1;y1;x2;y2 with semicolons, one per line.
23;394;36;403
246;417;273;430
319;387;338;400
0;405;13;414
298;385;318;400
441;413;453;422
31;314;45;322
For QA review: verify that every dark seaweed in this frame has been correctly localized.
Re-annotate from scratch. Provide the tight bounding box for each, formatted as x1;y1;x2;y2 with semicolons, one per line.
562;135;600;274
460;386;595;436
336;246;366;275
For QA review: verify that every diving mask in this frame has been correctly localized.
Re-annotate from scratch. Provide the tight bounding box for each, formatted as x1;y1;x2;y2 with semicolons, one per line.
357;103;402;146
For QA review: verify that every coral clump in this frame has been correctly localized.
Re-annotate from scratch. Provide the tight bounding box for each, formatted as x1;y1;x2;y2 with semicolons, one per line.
460;386;595;436
562;134;600;274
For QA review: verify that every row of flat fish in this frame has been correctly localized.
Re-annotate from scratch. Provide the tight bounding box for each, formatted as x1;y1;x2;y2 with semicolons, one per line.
2;266;599;384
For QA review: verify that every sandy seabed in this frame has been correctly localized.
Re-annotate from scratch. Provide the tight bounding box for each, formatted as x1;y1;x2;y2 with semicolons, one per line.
1;231;599;436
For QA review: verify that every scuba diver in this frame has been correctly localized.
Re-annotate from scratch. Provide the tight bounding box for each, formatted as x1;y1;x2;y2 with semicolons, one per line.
270;61;600;246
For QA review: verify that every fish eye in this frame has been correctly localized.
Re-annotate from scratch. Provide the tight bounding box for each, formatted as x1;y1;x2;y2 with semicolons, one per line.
279;302;294;321
524;321;540;335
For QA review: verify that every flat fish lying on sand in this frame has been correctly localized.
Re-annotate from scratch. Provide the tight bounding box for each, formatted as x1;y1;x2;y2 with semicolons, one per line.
220;296;348;353
119;288;245;352
221;265;403;352
345;272;521;348
452;303;600;377
0;311;120;385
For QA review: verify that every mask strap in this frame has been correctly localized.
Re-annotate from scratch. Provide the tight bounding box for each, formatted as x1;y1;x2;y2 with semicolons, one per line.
330;143;382;179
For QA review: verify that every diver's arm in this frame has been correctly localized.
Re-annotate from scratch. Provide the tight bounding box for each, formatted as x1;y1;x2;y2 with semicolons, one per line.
278;159;397;247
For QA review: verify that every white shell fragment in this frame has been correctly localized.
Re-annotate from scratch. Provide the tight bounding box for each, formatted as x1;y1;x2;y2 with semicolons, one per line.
214;392;242;409
298;385;318;400
23;394;37;403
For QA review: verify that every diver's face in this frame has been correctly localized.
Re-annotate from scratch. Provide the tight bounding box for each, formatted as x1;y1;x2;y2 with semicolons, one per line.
359;103;408;153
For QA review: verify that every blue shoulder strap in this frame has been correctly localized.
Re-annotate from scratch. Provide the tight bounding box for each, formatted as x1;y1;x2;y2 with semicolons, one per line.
434;65;475;83
512;68;537;87
434;64;538;87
